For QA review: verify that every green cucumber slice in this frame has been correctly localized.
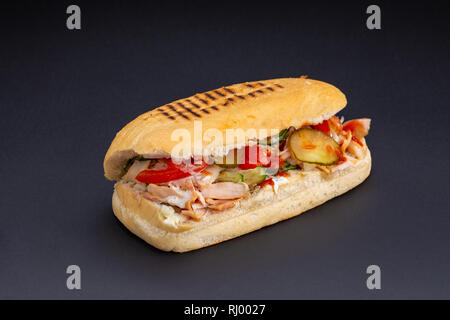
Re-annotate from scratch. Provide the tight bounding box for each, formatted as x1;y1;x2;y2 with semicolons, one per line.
241;167;267;185
216;171;244;183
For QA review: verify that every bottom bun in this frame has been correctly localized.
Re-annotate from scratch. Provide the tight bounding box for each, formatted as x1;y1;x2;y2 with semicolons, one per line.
112;150;371;252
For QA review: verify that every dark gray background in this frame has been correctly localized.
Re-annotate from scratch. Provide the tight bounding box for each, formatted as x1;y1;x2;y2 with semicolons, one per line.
1;0;449;299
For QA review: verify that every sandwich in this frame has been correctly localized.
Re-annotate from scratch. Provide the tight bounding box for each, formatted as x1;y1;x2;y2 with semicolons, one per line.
103;77;371;252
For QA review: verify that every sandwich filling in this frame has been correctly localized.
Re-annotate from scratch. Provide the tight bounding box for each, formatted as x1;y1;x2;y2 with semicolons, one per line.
119;116;371;222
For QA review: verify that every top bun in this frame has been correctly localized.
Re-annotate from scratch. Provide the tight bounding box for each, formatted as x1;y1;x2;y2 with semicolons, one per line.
104;77;347;180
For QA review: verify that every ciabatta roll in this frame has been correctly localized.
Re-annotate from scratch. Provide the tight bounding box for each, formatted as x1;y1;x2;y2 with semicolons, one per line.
104;77;372;252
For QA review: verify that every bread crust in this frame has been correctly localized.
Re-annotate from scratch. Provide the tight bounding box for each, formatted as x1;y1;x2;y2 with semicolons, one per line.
104;77;347;180
112;150;371;252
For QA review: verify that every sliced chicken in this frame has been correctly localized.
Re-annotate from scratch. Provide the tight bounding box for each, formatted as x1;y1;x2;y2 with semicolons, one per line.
146;183;180;198
328;115;344;134
144;183;195;209
181;203;207;221
149;159;168;170
343;118;371;139
167;177;209;207
346;140;365;159
194;189;207;206
122;160;150;181
340;130;352;154
193;165;222;188
205;198;221;205
206;198;240;211
201;182;249;200
172;178;206;209
169;176;196;191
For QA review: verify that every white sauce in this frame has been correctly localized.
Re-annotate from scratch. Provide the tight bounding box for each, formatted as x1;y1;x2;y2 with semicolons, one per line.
165;196;188;208
271;176;289;194
160;205;182;227
332;160;353;172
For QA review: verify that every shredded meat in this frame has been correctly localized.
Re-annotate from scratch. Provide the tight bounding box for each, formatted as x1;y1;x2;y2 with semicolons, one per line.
201;182;249;200
181;203;207;221
346;140;365;159
206;198;240;211
144;183;195;209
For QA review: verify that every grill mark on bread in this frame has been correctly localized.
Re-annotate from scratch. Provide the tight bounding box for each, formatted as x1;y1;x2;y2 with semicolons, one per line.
194;94;209;105
185;99;201;109
167;104;190;120
163;112;175;120
223;87;235;94
156;107;175;120
246;82;265;88
246;86;275;98
222;97;235;107
186;99;210;114
204;92;216;100
177;102;202;118
222;99;231;107
213;90;226;97
154;82;279;120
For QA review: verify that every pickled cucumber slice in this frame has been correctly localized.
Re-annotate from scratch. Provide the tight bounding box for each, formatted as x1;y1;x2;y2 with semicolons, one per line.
288;128;340;165
216;171;244;183
241;167;266;185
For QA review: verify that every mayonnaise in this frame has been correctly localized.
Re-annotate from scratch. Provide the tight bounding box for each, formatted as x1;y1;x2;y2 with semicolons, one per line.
271;176;289;194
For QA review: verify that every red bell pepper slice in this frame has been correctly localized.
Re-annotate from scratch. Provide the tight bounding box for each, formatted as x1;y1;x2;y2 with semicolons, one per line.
312;120;331;135
259;178;274;191
135;159;207;184
237;145;271;169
